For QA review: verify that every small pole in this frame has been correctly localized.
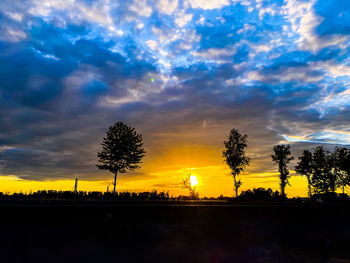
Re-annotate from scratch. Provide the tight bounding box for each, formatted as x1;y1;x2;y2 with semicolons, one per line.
73;178;78;194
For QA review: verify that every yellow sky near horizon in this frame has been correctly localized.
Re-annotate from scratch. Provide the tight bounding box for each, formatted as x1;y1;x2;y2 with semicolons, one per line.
0;143;311;197
0;170;309;197
0;168;307;197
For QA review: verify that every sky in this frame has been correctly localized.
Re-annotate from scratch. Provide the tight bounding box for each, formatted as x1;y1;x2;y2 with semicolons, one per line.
0;0;349;197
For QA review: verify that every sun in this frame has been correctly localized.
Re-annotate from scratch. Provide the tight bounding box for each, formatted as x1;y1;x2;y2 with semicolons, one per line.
190;175;198;187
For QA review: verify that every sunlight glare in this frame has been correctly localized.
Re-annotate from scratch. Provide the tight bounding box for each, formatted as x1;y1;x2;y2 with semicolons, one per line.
190;175;198;187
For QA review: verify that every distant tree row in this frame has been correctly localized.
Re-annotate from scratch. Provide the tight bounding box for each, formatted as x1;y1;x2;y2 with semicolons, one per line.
0;190;169;201
223;128;350;197
96;121;349;199
295;146;350;196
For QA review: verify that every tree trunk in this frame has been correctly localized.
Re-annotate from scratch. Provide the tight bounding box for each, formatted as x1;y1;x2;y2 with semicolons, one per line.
280;178;285;197
307;177;312;198
113;171;118;194
233;175;238;198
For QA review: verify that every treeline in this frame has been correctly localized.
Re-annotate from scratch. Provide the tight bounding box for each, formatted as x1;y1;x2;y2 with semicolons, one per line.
222;128;350;198
295;146;350;196
2;188;349;202
0;190;170;201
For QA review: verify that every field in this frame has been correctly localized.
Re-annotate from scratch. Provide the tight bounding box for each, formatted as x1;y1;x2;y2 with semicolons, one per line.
1;201;349;263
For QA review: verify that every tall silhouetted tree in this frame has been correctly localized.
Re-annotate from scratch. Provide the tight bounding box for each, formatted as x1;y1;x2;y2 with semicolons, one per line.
311;146;335;194
295;150;313;197
223;128;250;197
97;122;146;194
333;147;350;194
271;145;294;197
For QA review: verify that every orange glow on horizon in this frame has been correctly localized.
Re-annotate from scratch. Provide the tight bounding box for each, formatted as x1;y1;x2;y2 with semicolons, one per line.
0;144;312;198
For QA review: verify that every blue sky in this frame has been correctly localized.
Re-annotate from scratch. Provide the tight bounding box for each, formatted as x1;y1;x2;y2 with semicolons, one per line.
0;0;349;182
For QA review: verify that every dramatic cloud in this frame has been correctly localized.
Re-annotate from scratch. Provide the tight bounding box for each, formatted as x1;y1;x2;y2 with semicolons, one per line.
0;0;349;196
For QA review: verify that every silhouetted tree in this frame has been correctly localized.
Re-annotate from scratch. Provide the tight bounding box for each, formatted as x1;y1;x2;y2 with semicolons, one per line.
97;122;146;194
333;147;350;194
295;150;313;197
223;128;250;197
271;145;294;197
182;172;199;200
311;146;335;194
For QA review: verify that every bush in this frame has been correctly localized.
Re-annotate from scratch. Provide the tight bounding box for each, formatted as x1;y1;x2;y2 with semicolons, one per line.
236;188;284;201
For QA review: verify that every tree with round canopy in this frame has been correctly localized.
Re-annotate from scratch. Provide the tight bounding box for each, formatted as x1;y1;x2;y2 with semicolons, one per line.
97;122;146;194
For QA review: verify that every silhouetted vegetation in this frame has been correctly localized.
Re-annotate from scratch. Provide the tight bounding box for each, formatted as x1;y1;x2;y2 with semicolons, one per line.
223;128;250;197
295;150;313;197
0;190;169;201
271;145;294;197
312;146;336;194
295;146;350;196
334;147;350;194
1;188;350;203
97;122;146;194
236;188;284;201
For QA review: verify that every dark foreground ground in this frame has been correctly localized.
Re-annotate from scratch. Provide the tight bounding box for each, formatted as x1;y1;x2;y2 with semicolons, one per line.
0;201;350;263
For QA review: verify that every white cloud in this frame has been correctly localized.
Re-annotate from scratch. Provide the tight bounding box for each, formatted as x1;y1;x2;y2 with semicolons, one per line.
192;47;236;59
282;130;350;145
29;0;76;16
311;61;350;78
146;40;158;50
136;22;144;30
129;0;153;17
237;23;256;34
178;42;193;50
28;0;124;38
157;0;178;15
283;0;349;53
185;0;229;10
3;28;26;42
76;2;113;25
0;146;15;153
248;66;323;83
258;7;277;20
5;12;24;22
251;43;273;53
307;86;350;116
102;92;142;107
99;73;177;107
64;66;102;90
32;48;60;60
174;11;193;27
233;62;248;71
196;15;205;25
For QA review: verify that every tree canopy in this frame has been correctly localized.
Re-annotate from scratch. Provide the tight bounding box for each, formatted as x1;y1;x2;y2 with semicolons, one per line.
271;145;294;197
97;121;146;193
295;150;313;197
223;128;250;197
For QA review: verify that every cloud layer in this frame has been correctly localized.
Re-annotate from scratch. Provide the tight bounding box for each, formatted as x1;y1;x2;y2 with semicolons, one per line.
0;0;349;186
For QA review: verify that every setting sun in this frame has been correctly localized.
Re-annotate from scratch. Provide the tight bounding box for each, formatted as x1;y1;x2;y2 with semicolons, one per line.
190;175;198;187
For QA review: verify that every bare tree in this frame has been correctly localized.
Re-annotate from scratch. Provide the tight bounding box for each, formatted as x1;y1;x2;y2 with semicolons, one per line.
182;172;199;200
